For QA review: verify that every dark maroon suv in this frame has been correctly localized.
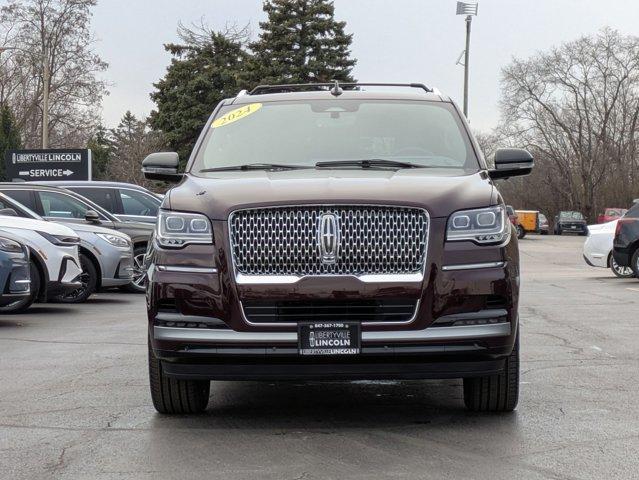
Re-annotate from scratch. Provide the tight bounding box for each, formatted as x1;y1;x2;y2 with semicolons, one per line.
142;83;533;414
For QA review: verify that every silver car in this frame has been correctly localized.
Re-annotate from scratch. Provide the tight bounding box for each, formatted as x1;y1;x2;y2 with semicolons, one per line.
0;192;133;302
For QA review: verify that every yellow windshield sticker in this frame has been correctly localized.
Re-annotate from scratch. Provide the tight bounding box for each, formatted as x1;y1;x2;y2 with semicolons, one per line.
211;103;263;128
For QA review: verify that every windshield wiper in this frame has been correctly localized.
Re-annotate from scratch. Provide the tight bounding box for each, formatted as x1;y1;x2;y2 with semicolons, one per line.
199;163;310;172
315;159;424;169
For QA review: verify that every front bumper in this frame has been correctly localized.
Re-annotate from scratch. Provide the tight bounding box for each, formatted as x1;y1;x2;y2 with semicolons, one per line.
101;255;134;287
559;223;587;233
0;250;31;306
45;256;82;297
148;218;520;380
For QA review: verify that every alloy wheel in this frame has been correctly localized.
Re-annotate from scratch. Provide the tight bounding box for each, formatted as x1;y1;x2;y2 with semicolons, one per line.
611;257;634;278
132;253;147;288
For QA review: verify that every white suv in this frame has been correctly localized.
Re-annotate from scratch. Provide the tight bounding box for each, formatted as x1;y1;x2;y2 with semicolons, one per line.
0;215;82;301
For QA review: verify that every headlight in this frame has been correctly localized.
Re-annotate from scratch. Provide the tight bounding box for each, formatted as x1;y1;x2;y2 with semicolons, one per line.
0;236;24;253
156;210;213;248
96;233;130;249
36;231;81;246
447;205;510;244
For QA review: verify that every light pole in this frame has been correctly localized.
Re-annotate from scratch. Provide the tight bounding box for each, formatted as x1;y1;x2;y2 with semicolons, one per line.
456;2;478;119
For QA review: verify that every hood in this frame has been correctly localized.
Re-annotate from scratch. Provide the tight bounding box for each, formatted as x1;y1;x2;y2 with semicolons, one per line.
559;217;587;224
117;219;155;231
0;214;77;237
0;229;30;246
587;220;617;232
167;169;495;220
57;221;132;240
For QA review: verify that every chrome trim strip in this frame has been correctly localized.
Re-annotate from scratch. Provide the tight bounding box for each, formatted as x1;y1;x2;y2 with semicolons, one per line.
235;272;424;285
153;322;511;344
156;265;218;274
239;299;421;327
441;261;505;271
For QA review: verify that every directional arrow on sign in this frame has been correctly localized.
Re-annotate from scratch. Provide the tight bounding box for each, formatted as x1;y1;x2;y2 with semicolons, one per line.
18;171;29;176
63;169;73;176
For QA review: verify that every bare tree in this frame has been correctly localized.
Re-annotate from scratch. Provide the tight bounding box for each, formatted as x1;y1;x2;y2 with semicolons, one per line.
498;28;639;221
0;0;107;148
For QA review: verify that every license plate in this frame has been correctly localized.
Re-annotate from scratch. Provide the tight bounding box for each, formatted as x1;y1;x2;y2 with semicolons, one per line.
570;226;576;229
298;322;360;355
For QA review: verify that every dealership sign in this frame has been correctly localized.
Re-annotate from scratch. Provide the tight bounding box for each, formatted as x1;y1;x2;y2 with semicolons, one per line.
4;149;92;181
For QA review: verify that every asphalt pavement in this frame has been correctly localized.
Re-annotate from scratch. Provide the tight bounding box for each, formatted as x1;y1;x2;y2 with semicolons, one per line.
1;235;637;480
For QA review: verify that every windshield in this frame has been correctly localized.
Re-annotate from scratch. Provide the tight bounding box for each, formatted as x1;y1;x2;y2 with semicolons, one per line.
192;100;479;172
605;208;626;217
560;211;584;220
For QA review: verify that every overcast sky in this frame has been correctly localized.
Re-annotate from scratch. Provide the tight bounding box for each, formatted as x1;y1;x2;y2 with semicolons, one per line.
92;0;639;132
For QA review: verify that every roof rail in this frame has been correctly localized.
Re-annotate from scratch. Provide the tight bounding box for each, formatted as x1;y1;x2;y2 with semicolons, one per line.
248;82;434;95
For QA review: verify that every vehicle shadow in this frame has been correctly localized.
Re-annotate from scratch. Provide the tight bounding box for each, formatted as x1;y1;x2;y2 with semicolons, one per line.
83;296;134;305
0;305;76;317
149;380;519;431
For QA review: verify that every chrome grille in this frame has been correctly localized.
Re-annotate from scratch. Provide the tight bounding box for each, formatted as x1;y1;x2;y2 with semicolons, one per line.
229;206;429;276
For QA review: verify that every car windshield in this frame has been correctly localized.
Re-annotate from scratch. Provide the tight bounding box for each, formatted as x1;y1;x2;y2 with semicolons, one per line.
192;100;479;172
560;211;584;220
605;208;625;217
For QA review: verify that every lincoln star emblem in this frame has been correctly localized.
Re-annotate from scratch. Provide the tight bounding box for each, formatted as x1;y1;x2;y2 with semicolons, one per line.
318;213;340;264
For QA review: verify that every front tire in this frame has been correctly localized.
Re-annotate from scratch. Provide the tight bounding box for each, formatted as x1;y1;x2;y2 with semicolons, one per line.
631;249;639;279
610;254;634;278
463;334;519;412
516;225;526;239
556;227;562;235
148;340;210;414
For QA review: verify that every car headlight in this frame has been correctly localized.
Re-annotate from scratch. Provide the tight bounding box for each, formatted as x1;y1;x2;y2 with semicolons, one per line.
96;233;131;249
36;231;81;246
0;236;24;253
447;205;510;244
156;210;213;248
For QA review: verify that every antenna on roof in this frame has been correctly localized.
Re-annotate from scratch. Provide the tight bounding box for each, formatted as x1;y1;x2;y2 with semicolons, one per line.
330;80;343;97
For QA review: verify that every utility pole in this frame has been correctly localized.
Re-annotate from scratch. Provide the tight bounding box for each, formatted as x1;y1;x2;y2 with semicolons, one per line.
456;2;478;119
463;15;471;118
42;44;50;149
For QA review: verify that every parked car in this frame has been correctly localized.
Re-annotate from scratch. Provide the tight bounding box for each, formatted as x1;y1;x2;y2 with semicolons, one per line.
613;201;639;278
0;233;32;313
554;211;587;235
506;205;525;238
583;220;634;278
142;82;534;414
0;211;82;303
597;208;627;224
0;192;134;302
35;181;162;224
0;184;153;292
538;213;549;235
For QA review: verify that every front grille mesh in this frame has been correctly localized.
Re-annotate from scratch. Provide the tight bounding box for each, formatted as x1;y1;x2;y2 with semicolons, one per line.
230;206;428;276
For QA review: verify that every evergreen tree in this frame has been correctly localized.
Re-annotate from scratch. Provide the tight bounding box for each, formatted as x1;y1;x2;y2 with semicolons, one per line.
0;104;22;181
110;111;164;187
87;125;112;180
246;0;356;86
150;27;248;164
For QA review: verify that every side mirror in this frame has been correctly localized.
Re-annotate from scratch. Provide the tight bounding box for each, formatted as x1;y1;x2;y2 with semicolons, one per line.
488;148;534;180
142;152;182;182
85;210;101;223
0;208;18;217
